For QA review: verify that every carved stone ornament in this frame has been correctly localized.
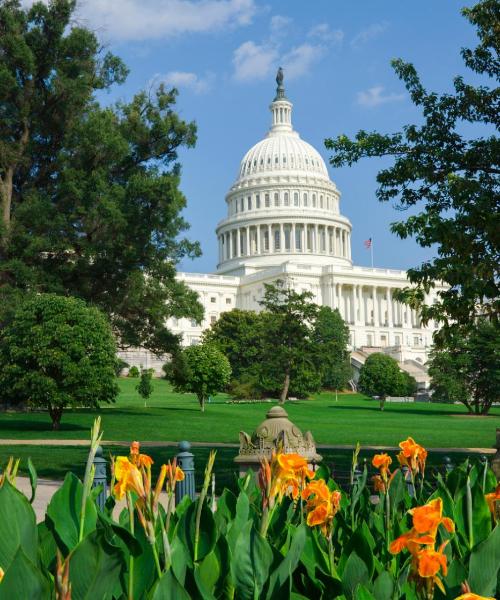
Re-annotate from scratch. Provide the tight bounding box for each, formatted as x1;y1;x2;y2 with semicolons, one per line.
235;406;322;474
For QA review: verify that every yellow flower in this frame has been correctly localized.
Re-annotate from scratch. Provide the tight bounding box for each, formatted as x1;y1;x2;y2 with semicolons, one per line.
113;456;145;500
397;437;427;474
409;498;455;537
416;542;449;594
485;484;500;515
454;594;496;600
0;567;4;583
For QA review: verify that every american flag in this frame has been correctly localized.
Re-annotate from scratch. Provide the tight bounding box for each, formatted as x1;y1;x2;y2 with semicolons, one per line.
364;238;372;249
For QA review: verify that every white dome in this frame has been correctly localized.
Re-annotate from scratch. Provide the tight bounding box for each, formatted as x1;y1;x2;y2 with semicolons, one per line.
238;132;329;180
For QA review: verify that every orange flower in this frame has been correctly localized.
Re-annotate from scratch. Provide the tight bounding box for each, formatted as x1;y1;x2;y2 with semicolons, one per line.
302;479;341;536
409;498;455;537
372;475;386;493
277;453;315;479
307;503;329;527
302;479;331;502
454;594;496;600
485;484;500;515
130;441;140;455
389;531;435;555
397;437;427;474
372;453;392;479
113;456;145;500
0;567;4;582
128;441;154;469
416;542;448;593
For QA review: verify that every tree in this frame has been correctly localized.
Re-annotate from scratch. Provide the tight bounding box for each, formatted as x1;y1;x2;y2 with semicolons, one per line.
428;320;500;414
358;353;409;411
137;369;154;407
259;280;319;403
311;306;352;397
0;0;202;354
167;343;231;412
0;293;118;429
325;0;499;338
202;309;264;381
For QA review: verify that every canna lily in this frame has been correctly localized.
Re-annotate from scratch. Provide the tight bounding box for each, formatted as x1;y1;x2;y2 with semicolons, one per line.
372;453;392;479
165;460;184;490
302;479;341;536
416;542;448;593
129;441;154;469
409;497;455;537
454;595;496;600
397;437;427;475
113;456;146;500
485;483;500;516
372;474;386;493
389;530;435;555
277;453;315;480
0;567;3;583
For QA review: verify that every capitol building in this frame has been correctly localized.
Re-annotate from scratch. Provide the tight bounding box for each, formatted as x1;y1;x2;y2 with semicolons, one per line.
123;71;442;387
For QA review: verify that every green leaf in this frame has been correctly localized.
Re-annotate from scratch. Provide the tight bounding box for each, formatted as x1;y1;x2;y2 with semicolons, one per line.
38;521;57;573
231;520;273;600
300;525;330;579
149;569;191;600
0;479;37;572
342;551;370;600
470;481;492;546
177;501;217;563
373;571;394;600
266;524;307;600
45;472;97;553
355;584;376;600
388;470;405;509
171;536;190;585
468;525;500;596
69;529;125;600
96;512;142;557
344;527;374;578
0;547;50;600
27;457;37;504
194;550;220;600
227;491;249;553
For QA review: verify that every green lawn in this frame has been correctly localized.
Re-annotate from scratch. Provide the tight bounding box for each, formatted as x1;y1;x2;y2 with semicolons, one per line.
0;378;499;449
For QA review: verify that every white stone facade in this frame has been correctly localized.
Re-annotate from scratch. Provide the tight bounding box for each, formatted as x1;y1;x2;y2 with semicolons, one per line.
122;75;442;379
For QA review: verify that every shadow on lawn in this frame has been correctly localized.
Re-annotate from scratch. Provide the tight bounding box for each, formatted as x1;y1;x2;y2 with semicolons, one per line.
327;404;464;417
0;419;88;434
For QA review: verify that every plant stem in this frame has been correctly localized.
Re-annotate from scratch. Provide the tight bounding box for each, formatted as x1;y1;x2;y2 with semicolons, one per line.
151;542;162;578
126;492;135;600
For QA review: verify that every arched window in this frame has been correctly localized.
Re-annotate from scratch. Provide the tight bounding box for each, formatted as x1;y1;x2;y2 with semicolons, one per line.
284;192;289;206
303;193;308;207
274;192;279;206
264;229;269;251
265;193;270;207
274;229;280;250
256;194;260;209
312;194;316;207
320;195;324;208
247;196;252;210
294;192;299;206
240;198;244;212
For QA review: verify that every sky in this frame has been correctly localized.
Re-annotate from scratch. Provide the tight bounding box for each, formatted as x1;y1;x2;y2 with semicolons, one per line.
58;0;480;272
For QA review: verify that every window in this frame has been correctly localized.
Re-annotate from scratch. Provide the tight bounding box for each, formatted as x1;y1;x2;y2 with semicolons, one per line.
414;336;420;346
283;155;286;164
234;199;238;213
264;230;269;251
275;156;279;164
395;335;401;345
380;335;387;347
274;229;280;250
240;198;244;212
295;227;302;250
210;297;216;303
256;194;260;208
284;192;289;206
267;157;271;165
274;192;279;206
367;334;373;346
225;298;232;305
190;337;200;346
294;192;299;206
303;193;308;206
247;196;252;210
320;195;324;208
265;193;270;207
171;317;178;326
190;319;197;327
312;194;316;207
210;315;217;324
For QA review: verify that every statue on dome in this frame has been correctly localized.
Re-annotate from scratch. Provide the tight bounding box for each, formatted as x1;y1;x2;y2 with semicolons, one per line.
276;66;284;87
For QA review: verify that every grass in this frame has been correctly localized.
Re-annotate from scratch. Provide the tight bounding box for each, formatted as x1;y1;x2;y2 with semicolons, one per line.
0;378;499;449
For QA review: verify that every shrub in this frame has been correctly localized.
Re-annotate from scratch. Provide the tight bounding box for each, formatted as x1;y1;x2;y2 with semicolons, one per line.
128;365;140;378
115;358;129;377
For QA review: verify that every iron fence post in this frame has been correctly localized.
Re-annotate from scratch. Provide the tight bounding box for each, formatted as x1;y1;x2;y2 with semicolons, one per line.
92;445;108;511
175;441;196;504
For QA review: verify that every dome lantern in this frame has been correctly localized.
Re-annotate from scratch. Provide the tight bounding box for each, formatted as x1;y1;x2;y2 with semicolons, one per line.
269;67;293;135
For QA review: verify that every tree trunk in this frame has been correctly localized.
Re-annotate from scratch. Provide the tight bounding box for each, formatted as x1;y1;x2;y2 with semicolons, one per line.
0;167;13;240
379;395;386;412
199;395;205;412
279;369;290;405
49;406;63;430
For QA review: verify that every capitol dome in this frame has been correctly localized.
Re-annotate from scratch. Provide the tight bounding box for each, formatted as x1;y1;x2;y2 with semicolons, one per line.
216;68;352;275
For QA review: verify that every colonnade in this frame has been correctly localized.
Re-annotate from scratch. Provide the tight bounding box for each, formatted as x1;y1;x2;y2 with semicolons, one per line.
328;282;421;329
218;223;351;262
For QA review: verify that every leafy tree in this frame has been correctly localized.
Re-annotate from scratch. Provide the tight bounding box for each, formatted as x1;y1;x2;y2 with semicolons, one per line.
167;343;231;412
259;280;319;403
398;370;418;397
0;293;118;428
325;0;499;337
137;369;154;407
428;320;500;414
311;306;352;396
0;0;202;354
202;309;264;381
358;353;408;411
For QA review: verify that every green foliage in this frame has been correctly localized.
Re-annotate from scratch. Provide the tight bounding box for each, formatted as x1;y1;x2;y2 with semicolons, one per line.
128;365;140;378
136;369;154;406
1;433;499;599
0;0;202;354
167;343;231;411
429;320;500;414
325;0;500;336
0;293;118;428
115;358;129;377
358;353;413;407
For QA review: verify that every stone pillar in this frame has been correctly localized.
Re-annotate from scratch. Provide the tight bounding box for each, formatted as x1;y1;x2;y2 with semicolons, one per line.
338;284;343;319
372;287;379;326
256;226;261;255
333;228;337;256
280;223;284;252
268;224;272;253
314;224;319;253
245;227;250;256
387;288;393;327
292;223;296;252
301;225;306;252
360;286;365;325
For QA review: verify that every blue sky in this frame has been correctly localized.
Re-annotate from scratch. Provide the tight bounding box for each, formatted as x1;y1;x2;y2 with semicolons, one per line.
68;0;479;272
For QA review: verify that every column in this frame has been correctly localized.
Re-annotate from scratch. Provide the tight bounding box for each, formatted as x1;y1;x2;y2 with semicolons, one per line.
237;228;242;257
292;223;296;252
360;286;365;325
333;227;337;256
347;233;351;259
280;223;284;252
256;226;261;255
245;227;250;256
314;224;319;253
268;224;272;253
372;287;379;326
386;288;393;327
338;284;343;319
301;225;306;252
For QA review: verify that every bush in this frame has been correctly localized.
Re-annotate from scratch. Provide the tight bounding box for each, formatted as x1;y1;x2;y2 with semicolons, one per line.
115;358;129;376
0;294;118;429
229;376;264;400
128;365;140;378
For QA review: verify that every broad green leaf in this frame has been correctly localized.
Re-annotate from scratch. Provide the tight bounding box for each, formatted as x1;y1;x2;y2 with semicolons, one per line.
45;472;97;553
171;536;190;585
227;491;249;552
178;500;217;562
27;457;37;504
97;512;142;557
470;481;492;546
149;569;191;600
266;524;307;600
373;571;394;600
231;520;273;600
388;470;405;509
355;584;376;600
344;527;374;578
194;550;220;600
342;551;370;600
38;521;57;572
300;525;330;578
468;525;500;596
0;547;50;600
69;529;125;600
0;479;37;571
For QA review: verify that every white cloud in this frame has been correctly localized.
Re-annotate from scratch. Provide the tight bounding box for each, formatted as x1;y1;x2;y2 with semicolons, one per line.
270;15;292;34
153;71;214;94
308;23;344;45
282;44;325;80
351;22;388;48
24;0;257;42
357;85;405;108
232;41;278;82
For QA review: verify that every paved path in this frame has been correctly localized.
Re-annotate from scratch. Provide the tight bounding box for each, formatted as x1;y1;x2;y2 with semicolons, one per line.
0;438;495;454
